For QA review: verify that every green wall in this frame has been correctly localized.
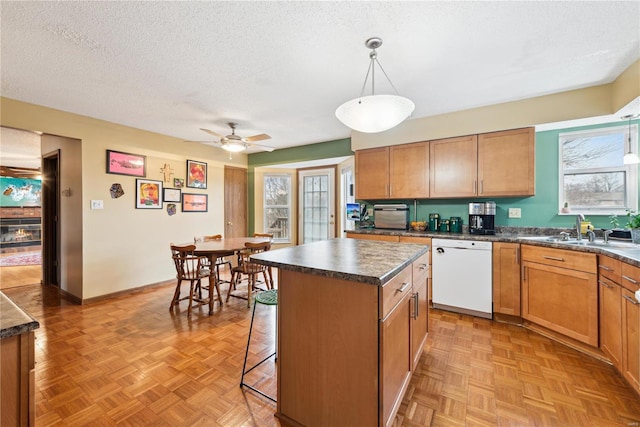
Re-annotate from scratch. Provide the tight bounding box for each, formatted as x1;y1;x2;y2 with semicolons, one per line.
247;138;353;234
248;121;639;232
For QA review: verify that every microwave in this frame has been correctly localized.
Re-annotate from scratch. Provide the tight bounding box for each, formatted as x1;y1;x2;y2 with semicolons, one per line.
373;204;409;230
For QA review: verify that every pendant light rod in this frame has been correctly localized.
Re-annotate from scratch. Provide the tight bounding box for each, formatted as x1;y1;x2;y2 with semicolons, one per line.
622;113;640;165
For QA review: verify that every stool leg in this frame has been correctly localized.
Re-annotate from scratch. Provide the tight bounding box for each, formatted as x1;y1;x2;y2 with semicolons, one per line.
241;301;258;387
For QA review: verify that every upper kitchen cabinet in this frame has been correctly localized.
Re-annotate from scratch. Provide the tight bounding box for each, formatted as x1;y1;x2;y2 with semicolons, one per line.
478;127;535;197
429;135;478;198
356;147;390;199
356;142;429;200
389;141;429;199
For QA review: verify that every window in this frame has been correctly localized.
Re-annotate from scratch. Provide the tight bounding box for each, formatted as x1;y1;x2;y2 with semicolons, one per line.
264;174;291;243
559;124;638;215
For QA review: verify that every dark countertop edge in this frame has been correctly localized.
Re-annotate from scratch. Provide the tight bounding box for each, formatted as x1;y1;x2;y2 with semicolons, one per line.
0;292;40;339
346;229;640;268
252;241;429;286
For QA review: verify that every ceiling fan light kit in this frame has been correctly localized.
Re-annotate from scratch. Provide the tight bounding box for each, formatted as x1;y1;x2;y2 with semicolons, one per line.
336;37;415;134
198;122;274;153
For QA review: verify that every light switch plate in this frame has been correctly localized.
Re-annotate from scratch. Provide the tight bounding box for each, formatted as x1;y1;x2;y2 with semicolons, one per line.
91;200;104;210
508;208;521;218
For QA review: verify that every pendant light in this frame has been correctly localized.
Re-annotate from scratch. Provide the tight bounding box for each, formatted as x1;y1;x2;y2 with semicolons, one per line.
335;37;415;133
622;114;640;165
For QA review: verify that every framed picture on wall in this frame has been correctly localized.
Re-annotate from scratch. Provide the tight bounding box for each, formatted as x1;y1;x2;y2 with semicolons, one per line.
186;160;207;189
182;193;208;212
163;188;181;203
135;179;162;209
106;150;146;177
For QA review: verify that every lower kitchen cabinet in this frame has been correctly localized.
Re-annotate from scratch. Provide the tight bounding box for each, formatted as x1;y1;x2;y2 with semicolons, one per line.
521;245;598;346
346;232;399;242
492;242;521;316
621;263;640;392
411;251;430;370
598;255;623;369
1;331;36;427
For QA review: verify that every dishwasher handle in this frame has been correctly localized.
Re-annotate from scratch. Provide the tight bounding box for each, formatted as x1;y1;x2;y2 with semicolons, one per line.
436;247;445;254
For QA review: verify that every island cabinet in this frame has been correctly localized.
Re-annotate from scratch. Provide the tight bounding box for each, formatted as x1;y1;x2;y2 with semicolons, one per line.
598;255;623;369
492;242;521;316
621;262;640;392
346;232;399;242
355;142;429;200
257;239;430;427
521;244;598;346
399;235;432;307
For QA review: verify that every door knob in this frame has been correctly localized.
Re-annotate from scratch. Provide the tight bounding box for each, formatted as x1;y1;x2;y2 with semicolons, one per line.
227;221;233;226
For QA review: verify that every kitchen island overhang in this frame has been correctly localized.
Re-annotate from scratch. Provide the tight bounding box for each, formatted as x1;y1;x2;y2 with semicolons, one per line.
250;238;430;427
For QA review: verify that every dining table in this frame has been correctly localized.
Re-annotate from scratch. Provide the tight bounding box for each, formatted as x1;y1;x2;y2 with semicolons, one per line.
178;236;272;306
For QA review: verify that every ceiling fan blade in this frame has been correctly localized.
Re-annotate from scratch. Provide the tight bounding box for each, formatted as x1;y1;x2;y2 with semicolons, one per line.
200;128;223;138
249;142;275;152
244;133;271;143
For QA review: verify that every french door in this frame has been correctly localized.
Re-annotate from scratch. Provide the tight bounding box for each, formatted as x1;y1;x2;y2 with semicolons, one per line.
298;168;335;244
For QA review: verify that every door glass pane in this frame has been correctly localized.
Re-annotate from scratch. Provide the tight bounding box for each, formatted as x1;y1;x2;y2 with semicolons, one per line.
303;175;329;244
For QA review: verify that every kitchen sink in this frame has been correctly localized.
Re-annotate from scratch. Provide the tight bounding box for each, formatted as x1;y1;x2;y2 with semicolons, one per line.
519;236;636;250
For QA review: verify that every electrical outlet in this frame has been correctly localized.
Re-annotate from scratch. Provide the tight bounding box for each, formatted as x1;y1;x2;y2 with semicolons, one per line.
508;208;521;218
91;200;104;210
367;208;373;216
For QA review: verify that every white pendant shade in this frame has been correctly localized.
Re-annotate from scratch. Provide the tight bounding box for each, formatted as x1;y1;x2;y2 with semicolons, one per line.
623;152;640;165
335;95;415;133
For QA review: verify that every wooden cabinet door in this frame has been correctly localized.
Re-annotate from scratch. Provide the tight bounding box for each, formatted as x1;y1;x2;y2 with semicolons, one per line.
599;276;623;369
411;275;428;370
429;135;478;198
356;147;389;199
380;293;412;427
389;141;429;199
492;242;521;316
621;287;639;390
522;261;598;346
346;233;400;242
477;127;535;197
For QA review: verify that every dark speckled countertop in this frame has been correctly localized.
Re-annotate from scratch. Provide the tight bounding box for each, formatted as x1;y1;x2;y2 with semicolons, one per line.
347;228;640;268
250;238;429;286
1;291;39;339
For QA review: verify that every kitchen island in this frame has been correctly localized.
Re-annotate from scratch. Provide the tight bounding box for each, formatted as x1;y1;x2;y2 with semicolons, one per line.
251;238;430;427
1;292;40;427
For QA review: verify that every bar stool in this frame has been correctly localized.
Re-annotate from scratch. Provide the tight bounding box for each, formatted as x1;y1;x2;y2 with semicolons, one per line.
241;289;277;402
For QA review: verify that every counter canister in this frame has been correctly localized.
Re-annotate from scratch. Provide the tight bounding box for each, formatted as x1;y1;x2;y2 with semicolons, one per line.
449;217;462;233
429;213;440;231
439;219;450;232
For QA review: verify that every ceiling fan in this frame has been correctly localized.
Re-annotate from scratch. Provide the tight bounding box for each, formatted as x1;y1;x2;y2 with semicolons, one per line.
199;122;274;153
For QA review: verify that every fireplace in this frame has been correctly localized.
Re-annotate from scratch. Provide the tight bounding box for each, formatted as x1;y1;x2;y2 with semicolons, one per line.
0;206;41;249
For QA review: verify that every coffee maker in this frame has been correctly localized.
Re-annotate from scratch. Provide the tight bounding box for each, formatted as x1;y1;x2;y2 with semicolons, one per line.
468;202;496;235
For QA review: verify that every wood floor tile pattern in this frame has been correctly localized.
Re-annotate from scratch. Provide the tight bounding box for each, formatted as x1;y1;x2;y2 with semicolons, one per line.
2;273;640;426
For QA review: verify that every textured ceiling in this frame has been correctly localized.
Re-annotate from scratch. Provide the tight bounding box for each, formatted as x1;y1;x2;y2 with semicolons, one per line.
1;1;639;155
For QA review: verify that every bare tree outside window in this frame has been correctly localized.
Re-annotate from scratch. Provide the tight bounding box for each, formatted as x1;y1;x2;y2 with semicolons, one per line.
559;125;637;214
264;175;291;241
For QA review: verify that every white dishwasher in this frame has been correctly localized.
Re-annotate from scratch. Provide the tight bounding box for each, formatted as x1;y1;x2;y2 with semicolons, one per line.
431;238;493;319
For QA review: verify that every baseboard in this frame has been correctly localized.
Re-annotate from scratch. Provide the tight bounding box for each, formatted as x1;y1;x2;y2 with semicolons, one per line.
81;280;174;305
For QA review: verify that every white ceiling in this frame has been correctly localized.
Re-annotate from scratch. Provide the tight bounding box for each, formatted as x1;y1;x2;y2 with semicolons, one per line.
1;1;639;157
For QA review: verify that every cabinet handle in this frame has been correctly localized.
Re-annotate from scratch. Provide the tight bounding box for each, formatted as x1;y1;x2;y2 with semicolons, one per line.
599;280;613;289
480;180;483;194
473;180;477;194
413;292;419;319
542;256;564;262
598;264;613;271
623;295;639;305
419;263;428;270
622;275;638;284
397;282;411;293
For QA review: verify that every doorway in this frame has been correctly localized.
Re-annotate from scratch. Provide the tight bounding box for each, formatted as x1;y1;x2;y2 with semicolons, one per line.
298;167;336;244
42;150;60;287
224;166;248;238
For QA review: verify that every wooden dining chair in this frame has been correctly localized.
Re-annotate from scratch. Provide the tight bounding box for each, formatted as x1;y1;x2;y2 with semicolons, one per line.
169;244;213;315
226;241;273;307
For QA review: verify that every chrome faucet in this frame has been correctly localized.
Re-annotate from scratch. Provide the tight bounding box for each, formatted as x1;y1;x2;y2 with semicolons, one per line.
576;214;585;240
587;229;596;242
603;229;614;244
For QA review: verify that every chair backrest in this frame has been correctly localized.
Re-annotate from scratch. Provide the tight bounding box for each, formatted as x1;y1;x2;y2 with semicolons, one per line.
203;234;222;241
239;241;271;273
170;244;207;279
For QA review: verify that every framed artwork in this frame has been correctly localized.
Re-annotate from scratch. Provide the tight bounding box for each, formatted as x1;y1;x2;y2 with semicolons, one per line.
136;179;162;209
186;160;207;189
182;193;208;212
106;150;146;177
163;188;181;203
174;178;184;188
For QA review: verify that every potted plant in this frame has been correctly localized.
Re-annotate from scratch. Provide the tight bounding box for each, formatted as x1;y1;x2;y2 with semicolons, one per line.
626;210;640;244
561;202;571;214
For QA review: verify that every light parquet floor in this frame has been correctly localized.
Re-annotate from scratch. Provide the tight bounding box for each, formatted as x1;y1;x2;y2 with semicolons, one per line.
2;272;640;426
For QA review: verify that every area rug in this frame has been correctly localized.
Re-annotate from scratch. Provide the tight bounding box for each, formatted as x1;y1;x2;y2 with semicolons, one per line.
0;251;42;267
